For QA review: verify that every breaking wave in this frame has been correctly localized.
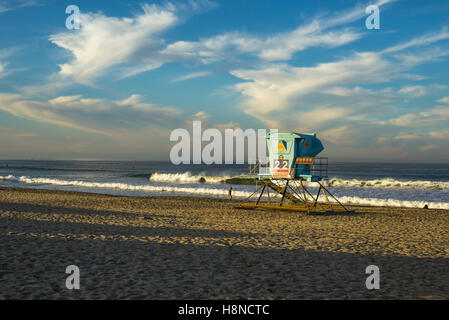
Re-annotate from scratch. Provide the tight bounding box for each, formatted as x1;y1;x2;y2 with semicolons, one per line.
149;172;257;185
335;196;449;209
327;177;449;190
149;172;228;184
0;175;250;198
1;174;448;209
147;172;449;190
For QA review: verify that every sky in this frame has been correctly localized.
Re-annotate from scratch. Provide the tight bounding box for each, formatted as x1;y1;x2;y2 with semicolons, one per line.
0;0;448;162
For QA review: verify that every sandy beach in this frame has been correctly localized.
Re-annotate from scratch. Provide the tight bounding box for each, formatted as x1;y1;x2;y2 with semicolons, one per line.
0;186;448;299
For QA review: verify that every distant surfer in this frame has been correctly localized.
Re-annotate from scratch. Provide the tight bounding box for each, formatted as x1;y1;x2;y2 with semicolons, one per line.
423;204;429;209
228;187;232;200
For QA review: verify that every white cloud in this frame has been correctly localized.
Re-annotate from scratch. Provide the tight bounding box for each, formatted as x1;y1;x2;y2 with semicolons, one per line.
0;47;20;78
437;96;449;104
398;85;428;97
162;11;365;64
0;0;38;14
218;21;449;157
48;0;390;87
377;137;389;143
0;61;22;79
382;129;449;143
383;27;449;54
249;0;394;62
45;1;224;86
320;126;351;144
324;86;366;97
397;84;447;97
394;133;421;140
0;47;16;60
172;71;212;82
384;106;449;127
227;22;449;133
319;0;396;29
429;129;449;139
259;26;361;61
419;144;439;151
230;51;393;121
49;3;180;84
0;93;183;136
191;111;209;121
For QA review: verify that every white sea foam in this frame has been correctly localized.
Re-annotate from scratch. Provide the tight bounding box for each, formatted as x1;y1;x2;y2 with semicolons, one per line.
148;172;449;190
1;174;449;209
149;172;231;184
335;195;449;209
326;177;449;190
0;175;249;198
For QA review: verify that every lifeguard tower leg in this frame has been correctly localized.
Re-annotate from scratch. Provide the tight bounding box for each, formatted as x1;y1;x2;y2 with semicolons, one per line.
280;180;289;206
256;184;266;205
317;182;348;211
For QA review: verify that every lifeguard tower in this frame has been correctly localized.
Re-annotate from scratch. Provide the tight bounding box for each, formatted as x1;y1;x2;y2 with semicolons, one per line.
241;131;348;214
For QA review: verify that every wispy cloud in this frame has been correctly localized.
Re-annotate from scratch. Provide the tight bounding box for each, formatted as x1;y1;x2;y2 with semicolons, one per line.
49;3;179;84
383;106;449;127
0;63;5;77
0;93;183;136
437;96;449;104
171;71;212;82
383;27;449;53
161;11;366;64
419;144;439;151
48;1;216;85
0;0;39;14
229;24;449;129
397;84;447;98
163;0;396;63
3;0;448;160
48;0;387;87
0;47;22;78
318;0;396;29
230;51;394;123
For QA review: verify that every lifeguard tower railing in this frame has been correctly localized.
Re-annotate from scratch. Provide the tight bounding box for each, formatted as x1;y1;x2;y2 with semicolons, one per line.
249;157;328;180
245;157;348;213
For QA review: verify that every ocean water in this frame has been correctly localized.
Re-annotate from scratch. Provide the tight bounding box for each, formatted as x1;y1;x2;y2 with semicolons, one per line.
0;160;448;209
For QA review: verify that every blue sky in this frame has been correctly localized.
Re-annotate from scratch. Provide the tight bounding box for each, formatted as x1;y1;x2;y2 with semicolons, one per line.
0;0;448;162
